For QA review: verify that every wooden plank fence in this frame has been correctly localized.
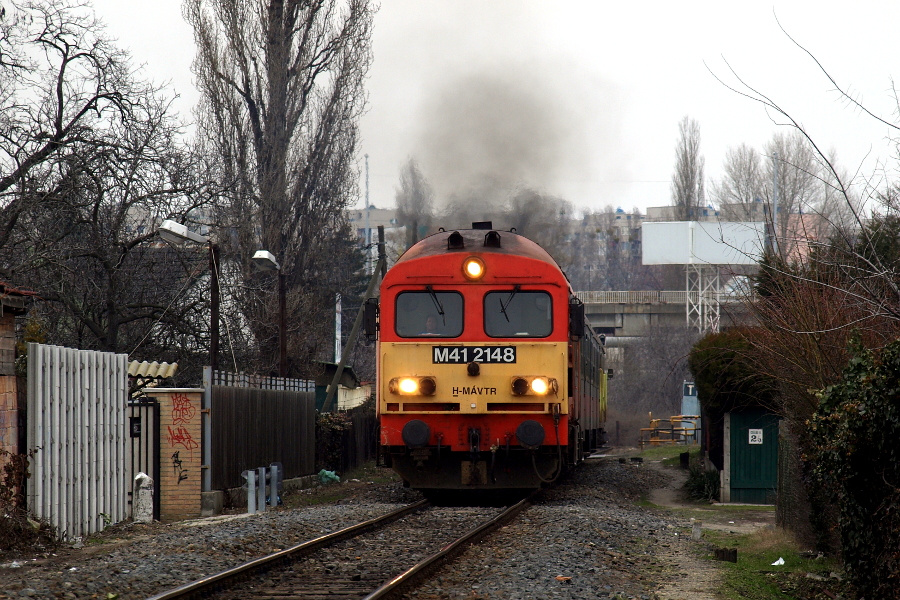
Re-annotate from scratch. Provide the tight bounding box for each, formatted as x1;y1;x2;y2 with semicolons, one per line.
209;385;316;490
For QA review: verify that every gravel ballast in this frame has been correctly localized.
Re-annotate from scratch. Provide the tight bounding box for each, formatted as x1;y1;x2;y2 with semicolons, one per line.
0;457;699;599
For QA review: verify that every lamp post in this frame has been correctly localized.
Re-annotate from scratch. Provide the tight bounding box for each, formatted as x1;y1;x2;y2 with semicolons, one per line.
159;219;220;371
252;250;287;377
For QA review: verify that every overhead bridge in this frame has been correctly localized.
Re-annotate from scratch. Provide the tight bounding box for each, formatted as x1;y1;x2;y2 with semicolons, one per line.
574;291;747;339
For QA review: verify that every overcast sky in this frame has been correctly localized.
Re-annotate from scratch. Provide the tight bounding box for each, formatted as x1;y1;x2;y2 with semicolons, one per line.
92;1;900;215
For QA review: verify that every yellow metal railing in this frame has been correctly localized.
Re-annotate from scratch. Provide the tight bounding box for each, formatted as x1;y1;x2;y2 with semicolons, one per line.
575;290;741;304
639;412;701;449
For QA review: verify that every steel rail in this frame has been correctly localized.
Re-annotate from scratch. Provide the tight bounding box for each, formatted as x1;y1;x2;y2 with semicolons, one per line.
361;494;534;600
145;499;430;600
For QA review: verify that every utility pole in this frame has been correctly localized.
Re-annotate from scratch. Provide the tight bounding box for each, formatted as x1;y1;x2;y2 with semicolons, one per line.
334;293;342;363
209;243;220;372
365;154;372;273
322;225;386;412
278;271;286;376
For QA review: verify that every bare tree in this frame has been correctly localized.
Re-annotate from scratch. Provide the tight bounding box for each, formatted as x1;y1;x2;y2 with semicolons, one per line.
0;0;218;382
763;131;819;255
713;144;765;219
670;116;705;221
185;0;375;376
0;1;135;248
713;132;858;263
706;26;900;578
610;325;700;443
817;152;861;232
394;157;433;248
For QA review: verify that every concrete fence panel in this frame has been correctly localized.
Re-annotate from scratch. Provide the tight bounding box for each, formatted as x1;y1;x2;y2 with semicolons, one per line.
26;343;128;540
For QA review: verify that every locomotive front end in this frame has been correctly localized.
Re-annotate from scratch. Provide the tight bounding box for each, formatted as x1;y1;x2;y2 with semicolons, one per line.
375;227;587;492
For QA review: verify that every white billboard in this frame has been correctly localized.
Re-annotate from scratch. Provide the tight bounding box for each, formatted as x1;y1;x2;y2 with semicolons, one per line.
642;221;766;265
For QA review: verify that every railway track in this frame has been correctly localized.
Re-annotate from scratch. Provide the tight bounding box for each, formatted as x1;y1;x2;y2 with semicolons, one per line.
146;495;532;600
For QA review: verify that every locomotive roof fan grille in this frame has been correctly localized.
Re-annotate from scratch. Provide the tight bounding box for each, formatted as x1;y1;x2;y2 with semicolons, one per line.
447;231;465;250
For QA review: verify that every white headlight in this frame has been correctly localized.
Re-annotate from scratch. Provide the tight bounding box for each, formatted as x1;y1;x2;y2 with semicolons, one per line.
463;257;485;280
399;378;419;394
530;378;549;395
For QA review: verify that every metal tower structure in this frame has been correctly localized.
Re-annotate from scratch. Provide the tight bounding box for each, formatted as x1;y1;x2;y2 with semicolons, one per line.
643;221;766;334
685;264;720;333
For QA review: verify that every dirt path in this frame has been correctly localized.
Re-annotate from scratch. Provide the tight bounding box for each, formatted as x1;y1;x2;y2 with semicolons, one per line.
641;456;776;599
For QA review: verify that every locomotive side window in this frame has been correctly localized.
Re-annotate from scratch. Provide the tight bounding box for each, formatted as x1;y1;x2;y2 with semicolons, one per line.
395;291;464;338
484;290;552;337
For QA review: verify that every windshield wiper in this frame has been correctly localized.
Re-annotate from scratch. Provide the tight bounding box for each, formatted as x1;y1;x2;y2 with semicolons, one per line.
499;285;520;323
425;285;446;325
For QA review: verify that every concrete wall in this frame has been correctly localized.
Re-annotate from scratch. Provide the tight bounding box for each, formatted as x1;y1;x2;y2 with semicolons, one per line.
582;295;751;338
585;301;687;337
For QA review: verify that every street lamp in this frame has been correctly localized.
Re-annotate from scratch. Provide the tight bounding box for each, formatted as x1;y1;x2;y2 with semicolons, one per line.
159;219;220;371
252;250;287;377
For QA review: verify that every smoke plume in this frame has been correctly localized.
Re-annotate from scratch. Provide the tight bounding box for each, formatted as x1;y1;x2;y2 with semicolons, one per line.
411;63;620;230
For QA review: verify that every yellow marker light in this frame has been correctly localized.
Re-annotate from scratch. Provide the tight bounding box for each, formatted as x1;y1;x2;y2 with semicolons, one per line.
463;257;485;280
530;377;549;395
399;378;419;394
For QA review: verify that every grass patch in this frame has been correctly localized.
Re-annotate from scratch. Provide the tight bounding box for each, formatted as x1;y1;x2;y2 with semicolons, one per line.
285;487;350;508
663;503;775;525
640;444;700;467
690;504;776;515
340;462;400;485
281;462;401;509
702;527;846;600
634;496;656;508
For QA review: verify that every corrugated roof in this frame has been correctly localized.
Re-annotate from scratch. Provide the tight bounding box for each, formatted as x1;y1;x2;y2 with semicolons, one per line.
128;360;178;380
0;281;37;315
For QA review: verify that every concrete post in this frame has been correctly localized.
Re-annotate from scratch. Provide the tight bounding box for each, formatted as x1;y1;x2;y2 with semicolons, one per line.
257;466;266;512
246;470;256;514
269;464;279;508
691;518;702;540
133;472;154;523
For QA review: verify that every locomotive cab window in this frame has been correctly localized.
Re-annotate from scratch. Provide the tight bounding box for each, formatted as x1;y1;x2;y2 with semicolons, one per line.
484;290;552;338
395;291;464;338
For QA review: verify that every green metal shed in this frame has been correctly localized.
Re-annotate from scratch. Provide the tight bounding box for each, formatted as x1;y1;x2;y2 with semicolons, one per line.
721;408;779;504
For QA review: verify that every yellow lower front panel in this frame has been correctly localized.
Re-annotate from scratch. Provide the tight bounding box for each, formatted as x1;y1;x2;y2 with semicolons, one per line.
379;342;568;414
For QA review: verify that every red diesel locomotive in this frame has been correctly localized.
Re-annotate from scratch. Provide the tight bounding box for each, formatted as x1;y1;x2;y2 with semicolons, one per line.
371;223;608;493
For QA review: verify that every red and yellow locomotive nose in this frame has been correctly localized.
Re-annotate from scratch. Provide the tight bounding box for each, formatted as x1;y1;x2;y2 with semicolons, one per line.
375;225;608;491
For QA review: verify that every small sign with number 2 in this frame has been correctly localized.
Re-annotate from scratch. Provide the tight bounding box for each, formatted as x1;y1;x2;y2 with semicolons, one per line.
748;429;763;445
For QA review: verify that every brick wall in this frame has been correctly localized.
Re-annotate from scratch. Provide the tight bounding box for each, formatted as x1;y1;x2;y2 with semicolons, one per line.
0;315;15;376
0;376;16;458
157;389;203;522
0;314;17;459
